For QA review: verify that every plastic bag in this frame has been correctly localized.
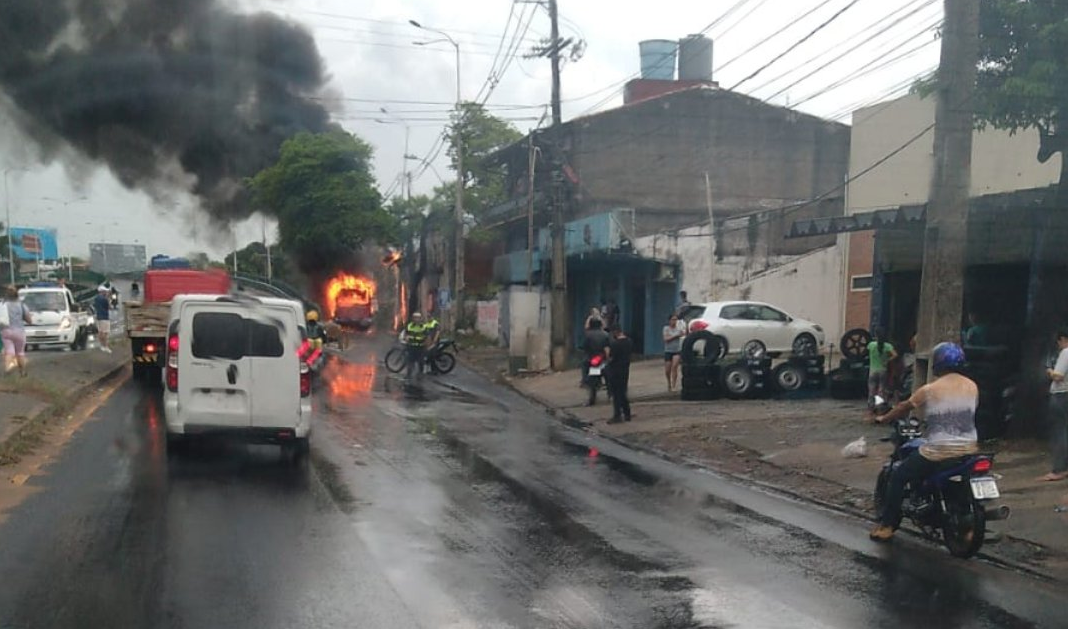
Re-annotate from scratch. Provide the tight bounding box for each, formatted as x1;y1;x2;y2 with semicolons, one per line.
841;436;868;458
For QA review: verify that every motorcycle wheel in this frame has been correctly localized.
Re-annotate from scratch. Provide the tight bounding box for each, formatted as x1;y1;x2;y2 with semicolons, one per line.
873;467;890;517
587;378;598;406
384;348;406;374
433;352;456;375
942;494;986;559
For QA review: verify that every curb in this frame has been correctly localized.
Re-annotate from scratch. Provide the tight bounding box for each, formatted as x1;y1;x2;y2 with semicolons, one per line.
0;358;129;461
456;356;1061;582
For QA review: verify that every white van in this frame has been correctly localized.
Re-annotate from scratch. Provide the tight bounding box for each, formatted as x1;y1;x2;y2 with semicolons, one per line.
162;294;312;456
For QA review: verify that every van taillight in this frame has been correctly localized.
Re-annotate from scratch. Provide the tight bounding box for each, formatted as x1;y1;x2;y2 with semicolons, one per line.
166;333;179;392
300;362;311;397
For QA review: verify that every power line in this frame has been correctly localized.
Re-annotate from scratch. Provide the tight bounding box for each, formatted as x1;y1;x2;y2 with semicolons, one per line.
565;0;760;112
275;8;540;45
748;0;937;95
762;8;941;102
473;1;519;104
714;0;838;74
727;0;865;92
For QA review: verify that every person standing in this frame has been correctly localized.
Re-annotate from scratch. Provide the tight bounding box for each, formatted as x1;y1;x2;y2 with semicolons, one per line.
1;286;33;377
675;290;692;317
662;313;687;391
606;326;633;424
403;312;430;382
93;285;112;353
1038;329;1068;482
581;318;611;390
866;328;897;410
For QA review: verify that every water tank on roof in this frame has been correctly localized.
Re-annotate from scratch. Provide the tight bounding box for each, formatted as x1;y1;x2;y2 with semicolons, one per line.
678;34;713;81
639;39;677;80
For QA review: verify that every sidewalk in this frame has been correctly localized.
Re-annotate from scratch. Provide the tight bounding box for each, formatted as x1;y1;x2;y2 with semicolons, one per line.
462;348;1068;578
0;342;129;463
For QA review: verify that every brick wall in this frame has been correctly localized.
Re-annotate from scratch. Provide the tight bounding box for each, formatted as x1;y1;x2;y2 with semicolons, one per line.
844;231;874;332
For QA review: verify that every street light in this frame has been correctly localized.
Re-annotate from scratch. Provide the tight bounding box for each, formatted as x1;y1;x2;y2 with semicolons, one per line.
410;19;465;328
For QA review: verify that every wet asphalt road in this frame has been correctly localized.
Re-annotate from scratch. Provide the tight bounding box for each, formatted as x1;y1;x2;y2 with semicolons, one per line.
0;337;1064;628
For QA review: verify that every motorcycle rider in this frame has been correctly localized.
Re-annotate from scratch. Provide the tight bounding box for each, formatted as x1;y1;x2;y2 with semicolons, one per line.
306;310;325;351
403;312;431;381
870;342;979;542
581;318;611;397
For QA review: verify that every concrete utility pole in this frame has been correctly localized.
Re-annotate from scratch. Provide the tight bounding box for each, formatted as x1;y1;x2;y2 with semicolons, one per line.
704;172;716;300
526;134;538;289
548;0;568;370
913;0;979;386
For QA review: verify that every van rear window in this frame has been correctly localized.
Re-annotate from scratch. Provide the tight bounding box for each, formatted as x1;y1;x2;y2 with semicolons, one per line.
191;312;285;360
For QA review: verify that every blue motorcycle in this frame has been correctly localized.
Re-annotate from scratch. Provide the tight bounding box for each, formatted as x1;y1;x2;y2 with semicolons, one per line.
873;416;1010;558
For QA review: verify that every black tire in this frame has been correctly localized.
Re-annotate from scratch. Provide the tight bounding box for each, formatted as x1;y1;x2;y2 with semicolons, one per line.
792;333;818;357
384;347;406;374
773;362;805;392
681;331;725;366
681;375;715;390
721;363;754;399
433;352;457;375
681;387;718;401
682;363;718;380
282;438;310;467
587;378;599;406
829;370;862;400
841;328;871;360
942;495;986;559
743;339;767;359
873;466;890;516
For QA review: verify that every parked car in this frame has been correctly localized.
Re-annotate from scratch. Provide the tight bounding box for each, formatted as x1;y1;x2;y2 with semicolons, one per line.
18;284;95;351
680;301;825;358
162;294;312;459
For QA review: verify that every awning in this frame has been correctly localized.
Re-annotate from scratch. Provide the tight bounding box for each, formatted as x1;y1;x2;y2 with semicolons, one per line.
787;203;926;239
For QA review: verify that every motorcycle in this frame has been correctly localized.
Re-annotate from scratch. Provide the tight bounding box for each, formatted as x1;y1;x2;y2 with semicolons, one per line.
584;354;606;406
384;337;457;375
873;415;1010;558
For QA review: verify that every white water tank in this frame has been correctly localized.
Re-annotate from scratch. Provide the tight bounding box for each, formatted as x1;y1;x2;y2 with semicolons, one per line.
678;34;713;81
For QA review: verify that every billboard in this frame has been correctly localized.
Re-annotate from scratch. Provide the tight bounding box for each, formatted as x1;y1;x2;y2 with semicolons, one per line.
89;243;147;275
9;227;59;261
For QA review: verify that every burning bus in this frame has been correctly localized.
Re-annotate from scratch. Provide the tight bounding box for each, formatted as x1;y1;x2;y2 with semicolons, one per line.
325;272;376;330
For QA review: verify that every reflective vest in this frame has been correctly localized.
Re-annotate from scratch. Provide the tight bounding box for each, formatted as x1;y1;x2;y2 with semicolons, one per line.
405;321;429;346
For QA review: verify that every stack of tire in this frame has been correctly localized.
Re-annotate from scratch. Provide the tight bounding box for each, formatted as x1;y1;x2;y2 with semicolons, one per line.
680;331;723;400
829;328;870;399
721;356;773;399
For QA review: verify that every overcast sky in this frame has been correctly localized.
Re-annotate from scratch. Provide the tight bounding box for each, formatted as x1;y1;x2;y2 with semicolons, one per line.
0;0;942;261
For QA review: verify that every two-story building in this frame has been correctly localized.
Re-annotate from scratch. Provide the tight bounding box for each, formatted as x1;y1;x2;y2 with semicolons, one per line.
486;46;850;359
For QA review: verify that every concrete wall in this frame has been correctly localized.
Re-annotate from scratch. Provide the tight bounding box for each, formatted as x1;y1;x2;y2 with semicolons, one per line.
499;286;550;366
634;225;845;340
568;87;851;228
847;92;1061;213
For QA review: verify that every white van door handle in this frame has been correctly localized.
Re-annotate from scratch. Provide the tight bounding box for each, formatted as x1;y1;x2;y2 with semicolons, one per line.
227;363;238;385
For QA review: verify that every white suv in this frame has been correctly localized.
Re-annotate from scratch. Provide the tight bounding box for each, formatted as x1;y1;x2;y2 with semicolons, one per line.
681;301;825;358
163;295;312;456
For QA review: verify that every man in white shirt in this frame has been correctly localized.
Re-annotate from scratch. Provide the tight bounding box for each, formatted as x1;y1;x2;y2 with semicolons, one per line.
1038;329;1068;482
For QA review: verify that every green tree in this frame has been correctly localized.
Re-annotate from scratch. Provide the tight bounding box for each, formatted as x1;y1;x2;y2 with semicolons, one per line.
249;131;396;272
975;1;1068;198
444;102;523;233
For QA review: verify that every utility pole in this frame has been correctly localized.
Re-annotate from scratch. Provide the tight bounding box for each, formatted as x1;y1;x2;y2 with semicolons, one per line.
704;172;716;300
548;0;568;370
913;0;979;385
526;134;537;289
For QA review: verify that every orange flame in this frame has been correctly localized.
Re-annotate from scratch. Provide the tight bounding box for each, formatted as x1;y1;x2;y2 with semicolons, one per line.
324;361;376;402
325;272;376;319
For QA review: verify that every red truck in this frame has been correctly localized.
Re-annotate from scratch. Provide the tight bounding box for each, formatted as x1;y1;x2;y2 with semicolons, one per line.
125;268;231;381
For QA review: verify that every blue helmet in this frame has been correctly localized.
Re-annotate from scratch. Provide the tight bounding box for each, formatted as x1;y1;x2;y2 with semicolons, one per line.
932;342;966;374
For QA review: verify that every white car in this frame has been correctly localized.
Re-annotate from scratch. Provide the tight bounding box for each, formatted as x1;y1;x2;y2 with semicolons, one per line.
19;285;95;350
681;301;825;358
162;294;312;457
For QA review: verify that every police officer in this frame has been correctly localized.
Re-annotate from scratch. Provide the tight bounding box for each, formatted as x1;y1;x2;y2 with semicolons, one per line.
404;312;430;381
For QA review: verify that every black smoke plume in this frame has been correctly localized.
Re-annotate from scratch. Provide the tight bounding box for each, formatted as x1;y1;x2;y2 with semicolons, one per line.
0;0;333;221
